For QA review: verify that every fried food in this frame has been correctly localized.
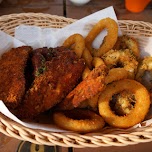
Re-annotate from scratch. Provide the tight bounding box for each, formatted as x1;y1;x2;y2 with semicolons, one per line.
82;57;105;79
66;63;107;108
80;57;106;111
16;47;85;119
83;93;100;111
82;66;91;80
102;49;138;79
81;59;129;111
63;34;85;58
82;48;93;69
85;17;118;57
0;46;32;109
0;17;150;133
98;79;150;128
105;68;129;84
53;109;105;133
32;48;46;77
56;64;107;110
110;90;135;116
63;34;93;69
113;35;140;58
92;57;105;68
135;56;152;91
31;47;67;77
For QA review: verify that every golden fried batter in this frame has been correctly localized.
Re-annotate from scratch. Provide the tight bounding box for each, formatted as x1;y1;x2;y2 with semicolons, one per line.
0;46;32;109
56;64;107;110
113;35;140;58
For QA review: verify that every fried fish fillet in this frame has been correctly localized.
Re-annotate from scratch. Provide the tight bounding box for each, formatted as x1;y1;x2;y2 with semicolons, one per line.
17;47;85;119
0;46;32;109
56;64;108;110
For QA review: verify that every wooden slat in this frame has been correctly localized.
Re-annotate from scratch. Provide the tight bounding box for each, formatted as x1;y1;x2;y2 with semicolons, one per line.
0;0;63;16
66;0;152;22
0;0;152;22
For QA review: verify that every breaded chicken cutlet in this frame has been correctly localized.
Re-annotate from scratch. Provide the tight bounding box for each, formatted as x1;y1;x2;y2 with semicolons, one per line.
0;46;32;109
16;47;85;119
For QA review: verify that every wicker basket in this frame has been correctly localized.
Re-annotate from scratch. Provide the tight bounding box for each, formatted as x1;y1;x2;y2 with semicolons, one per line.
0;13;152;148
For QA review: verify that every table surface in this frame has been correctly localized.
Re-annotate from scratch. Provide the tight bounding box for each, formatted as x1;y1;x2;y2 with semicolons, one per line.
0;0;152;152
0;0;152;22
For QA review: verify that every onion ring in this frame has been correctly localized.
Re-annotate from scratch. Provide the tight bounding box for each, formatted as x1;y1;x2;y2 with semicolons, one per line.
81;67;129;110
63;34;85;58
113;35;140;58
82;48;93;69
136;56;152;82
82;66;91;80
92;57;105;68
105;68;129;84
102;49;138;79
53;109;105;133
82;57;105;79
85;17;118;57
98;79;150;128
135;57;152;93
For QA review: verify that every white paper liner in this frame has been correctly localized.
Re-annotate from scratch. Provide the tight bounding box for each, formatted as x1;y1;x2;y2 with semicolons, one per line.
134;36;152;57
14;6;122;49
0;30;25;57
0;6;152;132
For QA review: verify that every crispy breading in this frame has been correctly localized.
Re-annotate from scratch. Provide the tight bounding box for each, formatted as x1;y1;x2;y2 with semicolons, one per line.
31;47;71;77
17;47;85;119
0;46;32;109
56;64;108;110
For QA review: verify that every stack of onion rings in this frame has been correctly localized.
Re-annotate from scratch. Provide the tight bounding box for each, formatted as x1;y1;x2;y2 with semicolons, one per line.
47;17;152;132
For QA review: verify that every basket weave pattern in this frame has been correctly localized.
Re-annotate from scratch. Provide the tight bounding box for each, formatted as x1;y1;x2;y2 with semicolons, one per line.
0;13;152;148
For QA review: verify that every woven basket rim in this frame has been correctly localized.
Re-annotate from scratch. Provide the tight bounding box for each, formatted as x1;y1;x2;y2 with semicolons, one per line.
0;13;152;148
0;12;151;22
